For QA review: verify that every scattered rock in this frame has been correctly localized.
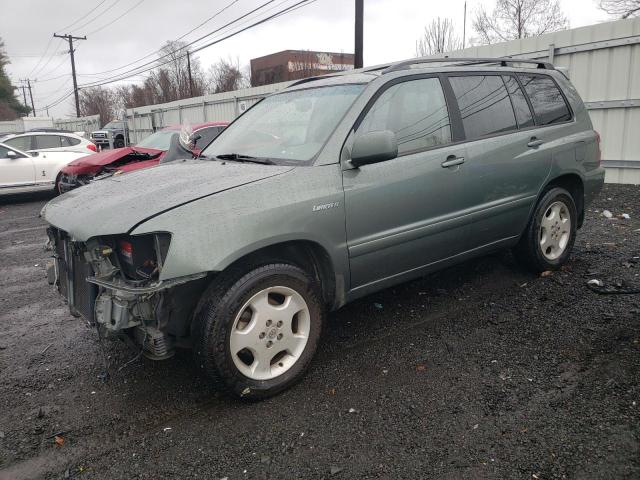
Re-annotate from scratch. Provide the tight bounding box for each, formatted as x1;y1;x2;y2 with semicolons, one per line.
330;466;343;475
540;270;553;277
602;210;613;218
348;408;358;414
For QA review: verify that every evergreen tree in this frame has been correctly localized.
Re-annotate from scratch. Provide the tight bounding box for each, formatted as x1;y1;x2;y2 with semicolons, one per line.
0;38;30;120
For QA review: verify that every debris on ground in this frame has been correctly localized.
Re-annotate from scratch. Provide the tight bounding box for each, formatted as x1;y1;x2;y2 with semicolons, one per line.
602;210;613;218
540;270;553;277
54;435;64;447
330;466;343;475
587;279;604;288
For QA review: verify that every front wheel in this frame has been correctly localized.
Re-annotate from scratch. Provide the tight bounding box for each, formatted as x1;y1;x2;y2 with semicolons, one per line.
113;138;125;148
514;187;577;273
192;263;324;400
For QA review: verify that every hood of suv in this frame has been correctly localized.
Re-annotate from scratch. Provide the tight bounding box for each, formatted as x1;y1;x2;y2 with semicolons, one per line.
43;159;294;241
62;146;163;175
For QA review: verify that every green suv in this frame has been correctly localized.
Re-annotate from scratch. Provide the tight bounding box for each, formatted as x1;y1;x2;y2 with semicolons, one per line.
43;58;604;399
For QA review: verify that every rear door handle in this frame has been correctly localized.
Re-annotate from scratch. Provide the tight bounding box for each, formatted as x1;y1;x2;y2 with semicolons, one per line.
441;155;465;168
527;137;544;148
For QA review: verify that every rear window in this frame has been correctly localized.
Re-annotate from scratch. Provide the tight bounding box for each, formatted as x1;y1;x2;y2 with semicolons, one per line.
449;75;517;140
35;135;61;149
195;126;223;149
518;74;571;125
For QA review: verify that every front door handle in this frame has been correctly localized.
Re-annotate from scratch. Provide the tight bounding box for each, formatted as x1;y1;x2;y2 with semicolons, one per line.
527;137;544;148
441;155;465;168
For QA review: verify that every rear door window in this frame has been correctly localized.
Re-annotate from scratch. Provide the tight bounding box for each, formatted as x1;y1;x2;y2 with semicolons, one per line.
4;135;32;151
449;75;517;140
357;77;451;155
502;75;535;128
518;74;571;125
34;135;62;150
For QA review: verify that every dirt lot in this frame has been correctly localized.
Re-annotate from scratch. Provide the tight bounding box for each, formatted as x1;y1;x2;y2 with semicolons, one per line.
0;185;639;480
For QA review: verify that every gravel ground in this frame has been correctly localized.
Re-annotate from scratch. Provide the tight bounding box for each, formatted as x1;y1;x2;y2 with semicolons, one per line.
0;185;638;480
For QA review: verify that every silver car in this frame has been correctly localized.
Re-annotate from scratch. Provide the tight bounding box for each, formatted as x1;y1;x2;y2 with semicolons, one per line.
42;58;604;399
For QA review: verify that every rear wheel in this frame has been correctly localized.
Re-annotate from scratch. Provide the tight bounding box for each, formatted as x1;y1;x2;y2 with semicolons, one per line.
114;138;125;148
192;263;323;400
514;187;577;272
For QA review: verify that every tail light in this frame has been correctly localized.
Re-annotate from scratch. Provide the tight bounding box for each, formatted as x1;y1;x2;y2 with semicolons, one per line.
87;143;97;152
595;130;602;166
118;240;133;264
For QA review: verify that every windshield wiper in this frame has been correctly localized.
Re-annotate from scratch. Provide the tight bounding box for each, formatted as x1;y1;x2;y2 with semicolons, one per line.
215;153;275;165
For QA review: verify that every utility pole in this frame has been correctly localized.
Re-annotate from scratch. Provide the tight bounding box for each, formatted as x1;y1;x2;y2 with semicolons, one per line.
20;79;36;116
21;85;28;111
187;50;194;97
54;33;87;117
27;79;36;116
354;0;363;69
463;1;467;49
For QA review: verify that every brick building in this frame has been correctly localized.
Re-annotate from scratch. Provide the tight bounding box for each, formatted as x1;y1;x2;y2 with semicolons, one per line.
250;50;355;87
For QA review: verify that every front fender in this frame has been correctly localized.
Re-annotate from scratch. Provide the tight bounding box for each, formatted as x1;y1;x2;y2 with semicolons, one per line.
131;164;350;290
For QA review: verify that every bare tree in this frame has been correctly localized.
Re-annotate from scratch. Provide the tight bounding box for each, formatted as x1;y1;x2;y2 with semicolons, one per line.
416;18;462;56
598;0;640;17
208;58;248;94
473;0;569;44
79;86;114;127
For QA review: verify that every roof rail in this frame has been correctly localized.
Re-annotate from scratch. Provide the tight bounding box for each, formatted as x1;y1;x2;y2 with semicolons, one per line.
382;57;554;74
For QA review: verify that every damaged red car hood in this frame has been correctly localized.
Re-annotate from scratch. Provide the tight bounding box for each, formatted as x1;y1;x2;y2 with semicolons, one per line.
62;146;163;175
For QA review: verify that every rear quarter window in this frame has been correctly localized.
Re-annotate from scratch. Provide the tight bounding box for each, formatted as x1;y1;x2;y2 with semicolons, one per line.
518;74;572;125
449;75;518;140
60;136;81;147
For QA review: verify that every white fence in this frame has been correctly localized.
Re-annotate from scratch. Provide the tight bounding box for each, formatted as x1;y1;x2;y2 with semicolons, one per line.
53;114;101;135
0;117;54;134
125;82;294;144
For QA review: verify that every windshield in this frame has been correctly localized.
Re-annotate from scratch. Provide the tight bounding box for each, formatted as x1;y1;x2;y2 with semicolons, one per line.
202;84;365;163
102;121;124;129
136;130;177;151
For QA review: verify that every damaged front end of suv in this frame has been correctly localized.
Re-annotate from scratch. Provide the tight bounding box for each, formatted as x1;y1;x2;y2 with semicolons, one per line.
46;228;207;359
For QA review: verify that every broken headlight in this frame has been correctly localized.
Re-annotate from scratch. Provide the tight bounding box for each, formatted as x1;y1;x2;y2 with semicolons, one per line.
113;232;171;281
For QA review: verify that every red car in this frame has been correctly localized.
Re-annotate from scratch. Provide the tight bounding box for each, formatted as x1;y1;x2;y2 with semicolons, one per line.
58;122;227;192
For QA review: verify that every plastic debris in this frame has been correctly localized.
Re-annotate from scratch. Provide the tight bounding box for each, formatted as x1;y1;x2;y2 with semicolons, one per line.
348;408;357;413
621;213;631;219
163;427;172;432
374;303;383;309
602;210;613;218
587;279;604;288
330;466;343;475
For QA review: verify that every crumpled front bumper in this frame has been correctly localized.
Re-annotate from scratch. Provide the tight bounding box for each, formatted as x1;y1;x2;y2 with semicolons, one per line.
57;172;92;193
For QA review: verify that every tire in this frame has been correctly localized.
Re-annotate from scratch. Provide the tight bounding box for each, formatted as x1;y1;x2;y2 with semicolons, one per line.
192;263;324;400
514;187;577;273
113;138;125;149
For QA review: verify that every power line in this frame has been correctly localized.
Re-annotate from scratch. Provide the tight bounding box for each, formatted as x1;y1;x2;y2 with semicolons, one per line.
58;0;110;32
79;0;304;89
85;0;146;36
46;0;318;110
69;0;123;34
76;0;276;78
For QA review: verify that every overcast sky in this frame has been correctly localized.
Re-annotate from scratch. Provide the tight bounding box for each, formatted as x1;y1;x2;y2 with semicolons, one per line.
1;0;611;118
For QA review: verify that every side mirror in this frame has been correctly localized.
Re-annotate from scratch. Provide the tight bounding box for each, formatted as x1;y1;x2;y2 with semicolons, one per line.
350;130;398;167
6;150;17;159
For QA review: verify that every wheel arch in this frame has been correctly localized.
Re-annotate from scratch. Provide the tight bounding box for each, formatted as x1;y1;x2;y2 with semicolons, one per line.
542;173;585;227
219;239;340;310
